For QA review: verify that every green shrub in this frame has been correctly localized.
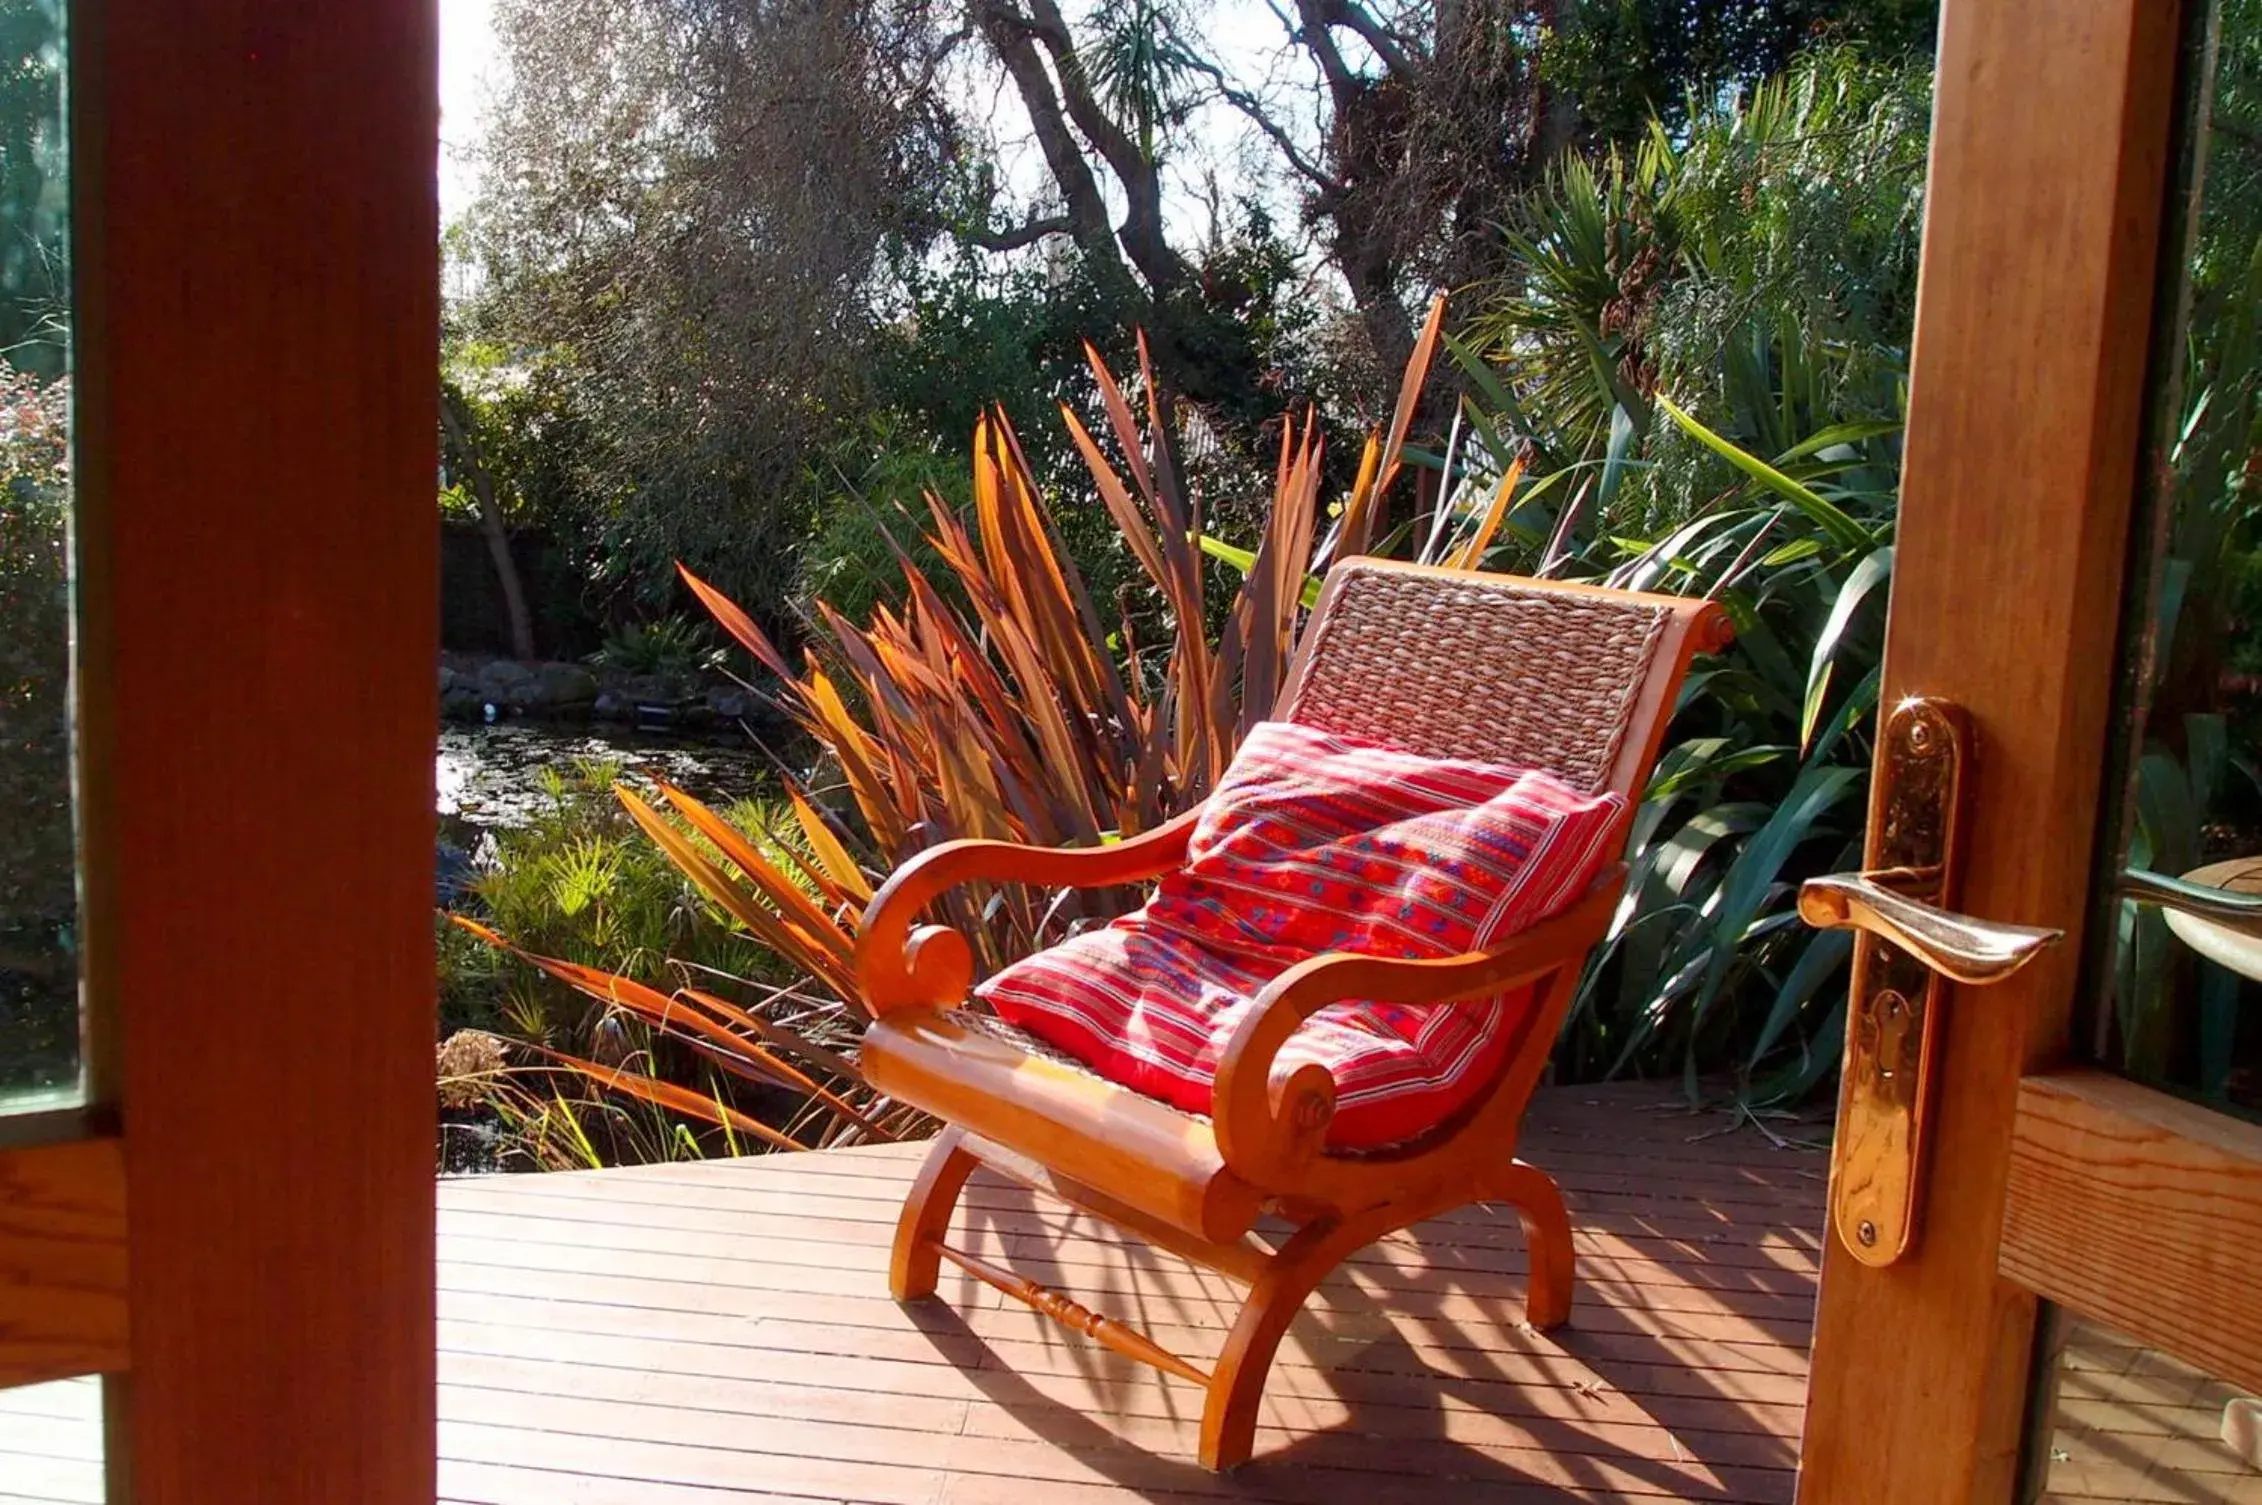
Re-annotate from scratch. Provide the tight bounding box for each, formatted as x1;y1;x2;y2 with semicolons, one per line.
585;615;720;679
1466;49;1925;545
443;759;800;1031
440;758;831;1167
788;413;968;625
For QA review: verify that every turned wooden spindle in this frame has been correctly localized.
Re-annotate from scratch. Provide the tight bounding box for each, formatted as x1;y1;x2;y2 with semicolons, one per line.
934;1244;1212;1387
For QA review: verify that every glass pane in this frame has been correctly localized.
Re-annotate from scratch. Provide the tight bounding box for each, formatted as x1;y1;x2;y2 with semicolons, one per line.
2024;8;2262;1497
2084;0;2262;1103
2028;1314;2262;1503
0;0;76;1110
0;1374;103;1501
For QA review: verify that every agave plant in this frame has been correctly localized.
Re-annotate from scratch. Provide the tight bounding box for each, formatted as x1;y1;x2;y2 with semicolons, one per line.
456;322;1448;1159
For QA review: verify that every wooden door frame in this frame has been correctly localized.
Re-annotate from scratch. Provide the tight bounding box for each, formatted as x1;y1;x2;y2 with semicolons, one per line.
1795;0;2185;1499
0;3;439;1501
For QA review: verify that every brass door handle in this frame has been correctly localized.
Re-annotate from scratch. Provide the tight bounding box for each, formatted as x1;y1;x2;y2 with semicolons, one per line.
2120;866;2262;937
1799;873;2062;985
1799;698;2066;1268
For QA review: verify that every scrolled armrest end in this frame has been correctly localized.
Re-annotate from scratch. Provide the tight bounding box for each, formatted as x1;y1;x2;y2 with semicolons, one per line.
1208;870;1624;1186
1269;1059;1338;1166
903;924;974;1007
1212;959;1345;1187
856;915;976;1018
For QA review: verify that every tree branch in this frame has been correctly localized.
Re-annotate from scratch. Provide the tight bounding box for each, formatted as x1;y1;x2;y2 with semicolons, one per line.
1322;0;1421;79
1292;0;1363;108
1015;0;1192;295
1185;55;1344;195
962;212;1074;251
1016;0;1151;189
968;0;1124;273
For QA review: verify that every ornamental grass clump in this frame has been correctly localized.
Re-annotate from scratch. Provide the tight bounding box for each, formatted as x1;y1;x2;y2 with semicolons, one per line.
455;311;1464;1160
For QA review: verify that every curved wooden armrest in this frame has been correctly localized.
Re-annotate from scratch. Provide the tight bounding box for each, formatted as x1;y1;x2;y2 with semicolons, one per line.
1210;866;1626;1187
854;807;1205;1015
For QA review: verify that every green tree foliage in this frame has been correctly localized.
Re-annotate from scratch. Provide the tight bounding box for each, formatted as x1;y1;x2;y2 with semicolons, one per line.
456;2;1938;632
875;203;1325;482
439;335;610;645
785;413;970;627
1471;49;1927;540
1541;0;1937;147
459;0;961;615
1172;0;1937;386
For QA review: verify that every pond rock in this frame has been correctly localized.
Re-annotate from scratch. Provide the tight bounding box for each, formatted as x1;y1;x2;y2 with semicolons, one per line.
440;684;486;720
474;659;537;710
533;662;598;707
440;653;753;725
613;672;696;706
707;687;756;722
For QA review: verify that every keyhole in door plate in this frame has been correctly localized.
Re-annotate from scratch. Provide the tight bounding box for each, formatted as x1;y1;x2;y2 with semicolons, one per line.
1874;989;1913;1082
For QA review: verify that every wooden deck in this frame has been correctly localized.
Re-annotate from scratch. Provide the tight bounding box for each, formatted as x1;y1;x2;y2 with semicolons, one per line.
1;1083;1830;1503
2037;1321;2262;1504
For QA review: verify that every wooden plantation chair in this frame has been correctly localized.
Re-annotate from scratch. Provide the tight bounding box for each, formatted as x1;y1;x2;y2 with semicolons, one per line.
854;557;1732;1470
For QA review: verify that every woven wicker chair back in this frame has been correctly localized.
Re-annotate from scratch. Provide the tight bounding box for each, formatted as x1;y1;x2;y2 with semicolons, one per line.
1276;559;1673;795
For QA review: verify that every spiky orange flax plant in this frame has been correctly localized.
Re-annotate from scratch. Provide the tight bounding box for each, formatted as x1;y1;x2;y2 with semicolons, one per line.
456;300;1525;1158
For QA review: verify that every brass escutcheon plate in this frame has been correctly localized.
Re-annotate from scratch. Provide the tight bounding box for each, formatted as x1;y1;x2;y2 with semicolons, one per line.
1830;697;1973;1267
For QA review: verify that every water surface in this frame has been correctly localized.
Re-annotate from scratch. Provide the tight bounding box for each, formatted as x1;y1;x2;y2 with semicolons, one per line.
437;722;774;829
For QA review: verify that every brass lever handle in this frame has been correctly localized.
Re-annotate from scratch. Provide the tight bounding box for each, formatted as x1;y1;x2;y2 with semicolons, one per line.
1798;873;2063;985
2120;866;2262;938
1800;697;2067;1267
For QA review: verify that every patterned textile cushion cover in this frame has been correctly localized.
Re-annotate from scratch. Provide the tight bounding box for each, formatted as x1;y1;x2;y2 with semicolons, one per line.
976;720;1626;1150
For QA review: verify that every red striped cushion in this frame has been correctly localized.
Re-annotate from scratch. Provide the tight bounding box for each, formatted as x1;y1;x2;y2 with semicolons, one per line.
976;721;1625;1150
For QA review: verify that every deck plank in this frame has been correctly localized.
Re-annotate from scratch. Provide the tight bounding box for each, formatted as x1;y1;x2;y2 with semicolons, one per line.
0;1081;1826;1502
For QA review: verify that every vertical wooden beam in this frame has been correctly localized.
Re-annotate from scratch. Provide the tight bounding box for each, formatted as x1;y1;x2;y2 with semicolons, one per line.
72;2;438;1500
1795;1;2182;1501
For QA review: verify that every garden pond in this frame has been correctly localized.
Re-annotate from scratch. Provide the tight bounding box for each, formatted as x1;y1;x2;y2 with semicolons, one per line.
438;720;774;831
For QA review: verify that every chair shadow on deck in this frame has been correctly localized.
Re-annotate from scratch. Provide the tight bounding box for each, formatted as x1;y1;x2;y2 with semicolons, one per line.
915;1166;1817;1502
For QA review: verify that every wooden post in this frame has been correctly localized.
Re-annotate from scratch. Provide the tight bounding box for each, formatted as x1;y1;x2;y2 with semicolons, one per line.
1794;0;2183;1498
72;2;439;1500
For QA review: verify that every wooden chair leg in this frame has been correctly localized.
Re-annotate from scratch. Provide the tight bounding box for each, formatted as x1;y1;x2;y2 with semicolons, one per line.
1495;1159;1574;1329
1199;1217;1372;1472
890;1127;978;1303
